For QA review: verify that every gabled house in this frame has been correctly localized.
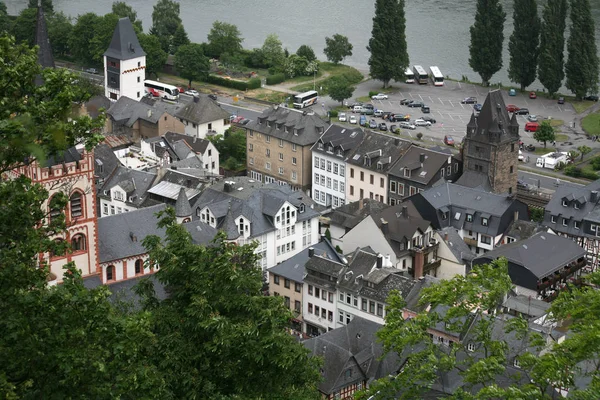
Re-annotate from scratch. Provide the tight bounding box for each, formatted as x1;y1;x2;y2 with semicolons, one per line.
345;132;411;204
174;95;231;139
436;227;475;279
97;166;157;217
191;177;320;272
387;145;462;205
311;124;365;208
304;317;400;400
409;182;529;255
245;105;329;192
544;179;600;270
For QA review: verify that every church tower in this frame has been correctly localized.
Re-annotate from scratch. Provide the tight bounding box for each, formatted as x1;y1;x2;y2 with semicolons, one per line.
103;18;146;102
461;90;520;195
34;0;54;86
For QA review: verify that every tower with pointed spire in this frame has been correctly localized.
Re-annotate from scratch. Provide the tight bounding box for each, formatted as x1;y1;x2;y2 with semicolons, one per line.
461;90;520;195
103;17;146;102
34;0;54;86
175;187;192;224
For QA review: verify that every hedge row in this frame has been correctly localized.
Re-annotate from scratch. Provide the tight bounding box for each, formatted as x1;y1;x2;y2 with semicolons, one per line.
564;165;599;180
266;73;286;85
204;75;262;90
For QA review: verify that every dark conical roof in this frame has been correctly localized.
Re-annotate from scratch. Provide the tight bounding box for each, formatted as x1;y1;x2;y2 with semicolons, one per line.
35;3;54;70
104;18;146;60
175;187;192;218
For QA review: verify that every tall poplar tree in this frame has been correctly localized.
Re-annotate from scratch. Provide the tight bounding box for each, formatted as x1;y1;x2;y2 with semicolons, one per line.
508;0;540;90
565;0;599;99
538;0;568;97
367;0;409;88
469;0;506;86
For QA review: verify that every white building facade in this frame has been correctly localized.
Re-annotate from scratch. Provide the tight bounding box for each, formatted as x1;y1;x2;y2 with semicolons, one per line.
312;149;347;209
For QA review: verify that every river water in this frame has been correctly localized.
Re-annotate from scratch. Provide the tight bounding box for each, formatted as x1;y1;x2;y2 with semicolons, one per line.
6;0;600;89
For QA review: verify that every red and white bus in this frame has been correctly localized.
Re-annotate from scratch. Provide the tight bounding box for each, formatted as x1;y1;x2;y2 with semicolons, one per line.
144;80;179;100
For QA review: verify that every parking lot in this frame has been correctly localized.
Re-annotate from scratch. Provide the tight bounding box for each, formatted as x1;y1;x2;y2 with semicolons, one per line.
340;80;578;147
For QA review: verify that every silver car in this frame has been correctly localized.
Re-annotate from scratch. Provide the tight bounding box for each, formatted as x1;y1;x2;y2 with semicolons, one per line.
399;121;416;130
414;119;432;127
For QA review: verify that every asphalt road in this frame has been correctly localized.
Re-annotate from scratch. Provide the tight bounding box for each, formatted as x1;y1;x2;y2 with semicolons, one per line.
519;170;583;192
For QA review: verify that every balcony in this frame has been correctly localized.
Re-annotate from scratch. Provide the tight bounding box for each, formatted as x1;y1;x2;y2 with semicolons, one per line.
464;237;478;247
537;260;587;291
423;259;442;274
411;239;439;255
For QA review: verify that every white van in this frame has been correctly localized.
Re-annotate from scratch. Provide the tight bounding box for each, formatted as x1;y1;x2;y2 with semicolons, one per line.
353;105;363;113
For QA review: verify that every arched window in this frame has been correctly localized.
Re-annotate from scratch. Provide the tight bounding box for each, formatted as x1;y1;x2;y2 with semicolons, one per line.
135;259;143;275
71;234;86;252
106;265;115;281
49;195;62;222
182;217;191;223
70;192;83;218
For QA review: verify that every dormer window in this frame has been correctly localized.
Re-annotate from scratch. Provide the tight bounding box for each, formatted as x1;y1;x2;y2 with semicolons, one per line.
441;211;448;220
299;204;305;213
404;168;410;177
364;157;371;167
328;145;333;153
575;203;580;209
551;215;556;223
293;129;298;135
267;121;272;128
336;148;343;156
482;217;489;226
318;142;323;150
467;343;475;352
562;200;568;207
276;123;282;130
466;214;473;222
284;126;288;133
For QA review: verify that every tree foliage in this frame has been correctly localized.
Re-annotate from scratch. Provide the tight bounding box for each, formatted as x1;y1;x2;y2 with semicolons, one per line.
534;121;556;148
150;0;182;54
469;0;506;86
171;23;190;54
139;33;168;78
565;0;599;99
207;127;247;169
324;33;353;64
174;43;210;87
261;33;285;68
297;44;316;62
538;0;568;97
47;11;73;57
111;1;143;32
207;21;243;59
284;54;311;78
138;209;322;398
327;76;355;105
577;145;592;160
367;0;409;88
0;1;9;34
508;0;540;90
12;7;37;47
69;12;118;66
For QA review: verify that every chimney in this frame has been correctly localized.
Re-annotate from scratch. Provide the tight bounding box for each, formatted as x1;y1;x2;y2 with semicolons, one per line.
402;205;408;217
129;232;137;242
308;247;315;257
514;210;519;222
193;136;197;143
147;109;152;118
381;218;389;234
193;96;199;103
444;232;448;241
224;182;231;192
376;254;383;269
358;199;364;210
320;233;326;242
592;191;598;203
419;153;425;163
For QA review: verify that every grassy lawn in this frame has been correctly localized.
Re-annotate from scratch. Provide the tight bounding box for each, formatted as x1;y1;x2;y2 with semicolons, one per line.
249;90;289;104
572;100;596;114
582;111;600;135
290;63;364;94
549;119;564;128
356;95;371;102
555;133;568;141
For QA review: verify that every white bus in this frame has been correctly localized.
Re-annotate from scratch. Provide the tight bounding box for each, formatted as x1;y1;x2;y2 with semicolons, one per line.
429;66;444;86
405;67;415;84
144;80;179;100
413;65;428;84
293;90;318;109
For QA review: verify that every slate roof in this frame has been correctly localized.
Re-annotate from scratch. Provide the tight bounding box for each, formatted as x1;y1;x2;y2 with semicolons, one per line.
326;199;390;230
389;145;458;185
245;105;329;146
107;96;165;127
174;187;192;217
147;180;201;202
465;89;520;144
503;294;550;319
183;220;218;245
503;219;545;241
311;124;365;158
104;17;146;60
544;179;600;236
97;204;167;263
267;239;343;283
43;146;82;168
191;177;319;240
337;248;380;293
454;170;493;192
360;271;416;304
165;157;217;178
304;253;346;291
303;317;400;395
99;166;157;206
83;274;167;309
403;275;440;313
440;227;475;264
174;96;230;125
346;131;411;173
164;131;211;154
94;144;120;183
474;232;586;280
84;95;112;119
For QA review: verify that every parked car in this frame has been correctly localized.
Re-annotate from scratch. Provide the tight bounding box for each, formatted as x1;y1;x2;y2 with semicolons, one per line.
185;89;200;97
362;108;375;115
391;113;410;122
506;104;520;113
85;67;98;74
461;97;477;104
584;95;599;102
390;124;399;133
517;179;529;190
529;91;537;99
371;93;388;100
231;115;245;124
363;103;374;109
400;99;413;105
473;103;483;111
208;94;217;101
353;105;364;113
525;144;535;151
177;86;185;93
444;135;455;146
338;113;347;122
378;123;388;131
514;108;529;115
421;105;430;113
381;111;394;120
558;97;565;104
148;88;160;97
421;116;436;124
359;115;367;126
524;122;539;132
408;101;424;108
240;118;251;125
369;119;378;129
349;102;363;109
414;119;432;127
527;115;538;122
349;115;357;124
508;89;516;96
399;121;416;130
374;109;384;117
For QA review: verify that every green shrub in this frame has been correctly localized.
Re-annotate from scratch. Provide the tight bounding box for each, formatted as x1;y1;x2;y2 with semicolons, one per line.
555;161;566;171
247;77;261;89
329;110;338;118
529;207;544;222
416;132;423;140
590;156;600;170
266;73;286;85
582;169;599;180
369;91;378;97
564;165;581;177
340;69;364;85
204;75;249;90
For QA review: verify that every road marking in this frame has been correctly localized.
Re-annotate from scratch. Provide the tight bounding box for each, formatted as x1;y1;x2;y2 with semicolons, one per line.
408;132;413;137
388;101;393;107
459;102;465;109
399;92;404;98
410;93;415;99
419;94;424;101
448;100;454;108
438;97;444;105
448;114;455;121
458;82;462;89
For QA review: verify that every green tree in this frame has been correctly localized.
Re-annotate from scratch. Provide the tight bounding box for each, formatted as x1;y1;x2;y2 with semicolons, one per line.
538;0;568;97
27;0;53;13
297;44;316;62
569;149;580;162
565;0;599;99
139;33;168;78
12;7;37;47
367;0;409;88
207;21;243;59
533;120;556;147
47;11;73;57
469;0;506;86
328;76;355;105
171;23;190;54
0;1;10;33
261;33;285;68
578;145;592;160
508;0;540;90
324;33;353;64
208;127;247;170
111;1;143;32
138;209;321;398
88;13;120;65
174;43;210;88
283;54;309;78
69;12;102;65
150;0;182;53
